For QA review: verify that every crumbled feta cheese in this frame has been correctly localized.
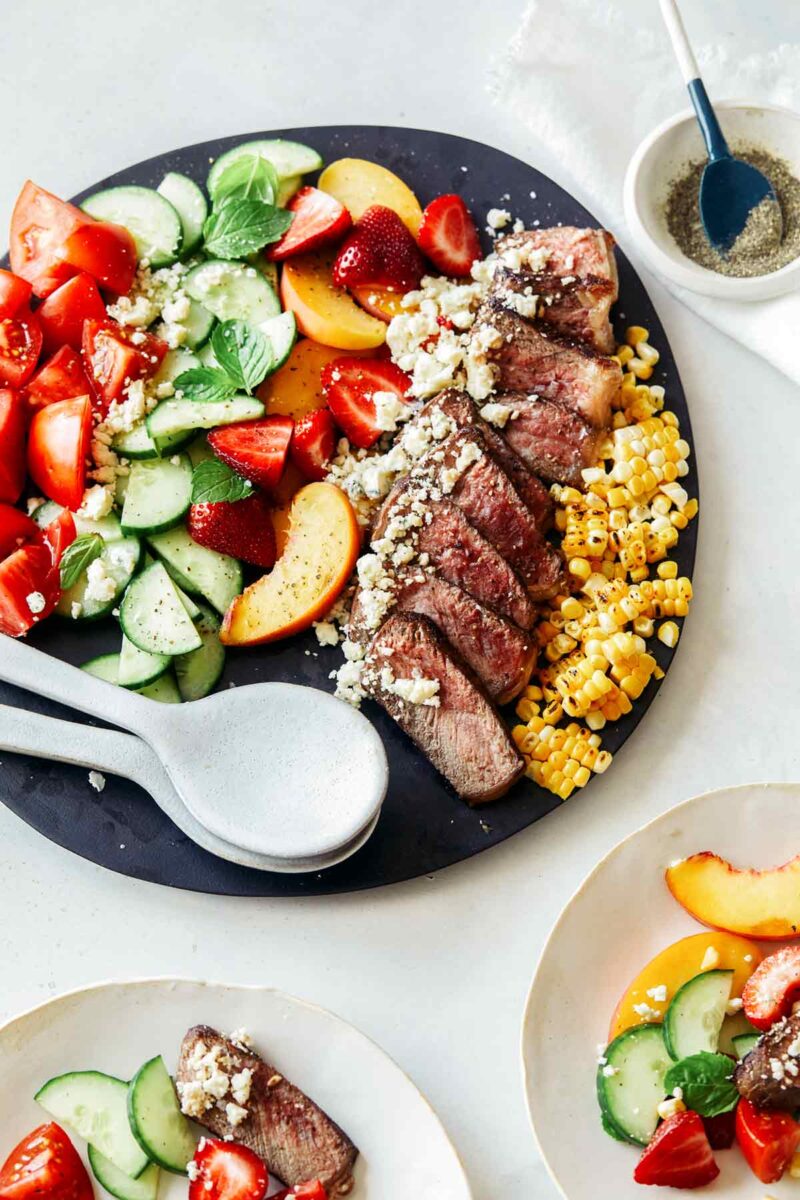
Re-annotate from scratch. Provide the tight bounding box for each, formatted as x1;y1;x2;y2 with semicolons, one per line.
601;1065;619;1078
486;208;512;231
187;1162;200;1182
387;673;440;707
71;602;83;620
373;390;410;433
79;484;114;521
632;1002;661;1021
230;1069;252;1106
228;1028;253;1049
225;1102;248;1127
85;558;118;605
88;771;106;792
646;985;668;1004
657;1097;686;1120
314;621;340;647
26;591;46;614
726;997;744;1015
479;402;513;428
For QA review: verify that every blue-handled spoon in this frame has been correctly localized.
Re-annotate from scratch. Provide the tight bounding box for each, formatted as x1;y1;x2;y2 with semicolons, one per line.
660;0;781;255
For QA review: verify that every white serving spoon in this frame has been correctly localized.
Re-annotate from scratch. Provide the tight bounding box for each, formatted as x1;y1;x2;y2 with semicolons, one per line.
0;637;388;860
0;703;381;874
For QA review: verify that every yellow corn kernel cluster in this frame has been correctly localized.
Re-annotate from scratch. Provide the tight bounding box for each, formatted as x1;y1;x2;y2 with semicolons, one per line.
512;687;612;800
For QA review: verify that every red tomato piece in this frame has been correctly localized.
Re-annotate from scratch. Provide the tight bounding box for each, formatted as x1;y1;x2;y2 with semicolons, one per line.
9;182;94;299
0;504;39;560
0;269;33;319
82;319;167;411
736;1098;800;1184
27;395;92;510
290;408;336;481
26;346;92;412
60;222;137;297
271;1183;327;1200
0;309;43;388
188;1139;268;1200
42;509;77;565
207;417;294;491
37;273;107;355
0;388;28;503
0;1124;92;1200
320;357;412;449
268;187;352;261
0;544;61;637
633;1111;719;1189
743;946;800;1031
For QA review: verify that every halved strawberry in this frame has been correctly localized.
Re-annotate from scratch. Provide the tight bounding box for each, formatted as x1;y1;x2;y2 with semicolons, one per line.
633;1111;719;1189
188;1139;268;1200
188;493;277;569
291;408;337;481
208;416;294;491
271;1183;327;1200
320;358;412;450
332;205;425;291
268;187;351;261
743;946;800;1031
417;194;482;277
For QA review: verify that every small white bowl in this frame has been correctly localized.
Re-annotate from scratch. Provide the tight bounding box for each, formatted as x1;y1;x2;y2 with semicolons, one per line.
624;99;800;302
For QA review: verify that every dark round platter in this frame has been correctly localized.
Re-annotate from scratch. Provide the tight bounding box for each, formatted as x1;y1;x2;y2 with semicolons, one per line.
0;125;698;896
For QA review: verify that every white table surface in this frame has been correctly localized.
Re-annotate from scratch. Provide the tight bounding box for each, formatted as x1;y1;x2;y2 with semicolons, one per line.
1;2;798;1196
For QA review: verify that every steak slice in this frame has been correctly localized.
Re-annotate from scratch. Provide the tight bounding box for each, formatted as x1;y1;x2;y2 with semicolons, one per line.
494;226;618;291
491;392;599;487
406;389;553;529
490;266;616;354
473;301;621;429
415;428;563;600
176;1026;357;1195
363;612;524;803
734;1015;800;1110
371;479;536;630
350;569;535;704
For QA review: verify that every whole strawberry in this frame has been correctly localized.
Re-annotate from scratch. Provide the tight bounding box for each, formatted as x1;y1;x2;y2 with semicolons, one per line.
332;205;425;291
188;492;277;569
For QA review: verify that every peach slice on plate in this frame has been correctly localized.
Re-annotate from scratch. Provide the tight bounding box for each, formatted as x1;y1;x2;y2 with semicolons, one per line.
666;852;800;940
318;158;424;236
260;338;378;420
609;930;762;1041
280;252;386;350
351;285;407;323
221;482;359;645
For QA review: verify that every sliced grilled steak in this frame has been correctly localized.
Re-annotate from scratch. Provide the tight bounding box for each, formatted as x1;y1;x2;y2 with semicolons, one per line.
490;392;598;486
406;389;553;529
734;1015;800;1110
351;569;535;704
490;266;616;353
494;225;618;291
473;301;621;429
414;427;563;600
363;612;524;803
176;1026;357;1195
371;479;536;629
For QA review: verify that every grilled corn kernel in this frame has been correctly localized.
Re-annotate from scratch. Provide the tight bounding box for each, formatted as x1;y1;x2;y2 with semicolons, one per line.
658;621;680;648
625;325;649;346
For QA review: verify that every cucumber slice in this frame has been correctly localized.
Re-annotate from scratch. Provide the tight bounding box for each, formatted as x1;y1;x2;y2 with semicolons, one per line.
120;561;203;655
121;454;193;535
208;140;322;196
717;1010;759;1057
35;1071;150;1178
175;603;225;701
157;172;208;258
128;1056;196;1175
146;395;264;441
259;311;296;372
118;633;170;689
62;535;141;621
182;300;215;350
187;435;216;468
32;503;125;544
596;1024;672;1146
88;1148;159;1200
184;260;280;325
276;176;301;207
147;526;242;615
196;342;219;369
141;671;181;703
81;655;181;702
155;348;200;384
82;186;182;267
663;970;734;1061
247;252;280;293
733;1033;760;1060
81;653;121;684
112;422;194;461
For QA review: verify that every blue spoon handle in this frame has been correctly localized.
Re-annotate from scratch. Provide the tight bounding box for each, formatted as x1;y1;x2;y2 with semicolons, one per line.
687;78;732;162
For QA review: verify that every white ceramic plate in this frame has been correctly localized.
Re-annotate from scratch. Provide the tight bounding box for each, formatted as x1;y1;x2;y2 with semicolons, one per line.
0;978;471;1200
521;782;800;1199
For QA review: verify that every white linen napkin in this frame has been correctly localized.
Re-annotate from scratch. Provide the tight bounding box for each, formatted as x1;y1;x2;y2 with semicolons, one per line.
488;0;800;384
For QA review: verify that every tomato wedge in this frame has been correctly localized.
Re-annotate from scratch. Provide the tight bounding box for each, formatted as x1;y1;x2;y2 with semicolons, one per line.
38;273;107;355
60;222;137;297
0;544;61;637
0;388;28;503
0;269;33;319
42;508;77;565
9;181;94;299
27;395;92;510
82;319;167;411
0;309;43;388
27;346;92;412
0;504;39;560
736;1098;800;1184
0;1124;92;1200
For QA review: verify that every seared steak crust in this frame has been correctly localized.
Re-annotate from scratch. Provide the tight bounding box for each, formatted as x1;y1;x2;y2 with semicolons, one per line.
734;1015;800;1110
493;392;599;486
490;267;616;353
494;226;618;291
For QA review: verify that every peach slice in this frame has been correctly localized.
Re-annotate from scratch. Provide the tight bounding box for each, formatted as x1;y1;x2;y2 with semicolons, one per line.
609;931;762;1041
318;158;424;236
351;285;407;324
260;338;378;420
220;482;359;645
269;460;306;557
280;252;386;350
666;852;800;940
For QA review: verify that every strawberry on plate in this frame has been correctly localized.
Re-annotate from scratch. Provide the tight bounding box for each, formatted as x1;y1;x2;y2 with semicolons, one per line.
188;1138;268;1200
291;409;337;481
321;357;411;450
188;492;277;569
633;1111;719;1189
332;205;425;292
742;946;800;1030
208;416;294;491
418;194;482;277
272;1183;328;1200
269;187;351;261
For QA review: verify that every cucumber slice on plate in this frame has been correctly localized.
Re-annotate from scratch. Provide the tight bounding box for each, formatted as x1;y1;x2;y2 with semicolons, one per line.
247;252;280;293
120;561;203;656
81;655;181;702
175;602;225;701
82;186;182;267
147;525;242;615
157;172;208;258
88;1148;159;1200
121;454;193;536
128;1055;196;1174
207;140;322;196
717;1010;759;1057
146;394;264;441
56;519;140;622
155;348;200;384
142;671;182;703
276;175;301;207
35;1071;150;1178
112;422;194;462
184;260;280;325
663;969;734;1061
733;1032;760;1060
596;1024;672;1146
181;299;215;350
186;435;216;468
118;633;170;690
196;342;219;369
259;311;296;372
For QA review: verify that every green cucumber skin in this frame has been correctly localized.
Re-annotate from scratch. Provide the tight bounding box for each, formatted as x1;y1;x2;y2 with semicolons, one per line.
88;1148;160;1200
35;1070;150;1179
596;1024;672;1147
127;1056;196;1175
663;969;734;1061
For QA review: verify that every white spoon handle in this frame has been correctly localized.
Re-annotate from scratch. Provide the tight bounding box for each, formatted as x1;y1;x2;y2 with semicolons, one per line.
659;0;700;84
0;702;152;785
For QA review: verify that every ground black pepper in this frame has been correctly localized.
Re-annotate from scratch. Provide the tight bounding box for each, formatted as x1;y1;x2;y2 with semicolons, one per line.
665;145;800;278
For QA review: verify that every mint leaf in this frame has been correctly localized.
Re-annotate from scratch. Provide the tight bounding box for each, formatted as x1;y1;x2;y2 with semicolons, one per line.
174;367;238;404
203;198;293;259
60;533;104;590
211;320;272;394
191;459;253;505
212;154;278;205
664;1053;739;1118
